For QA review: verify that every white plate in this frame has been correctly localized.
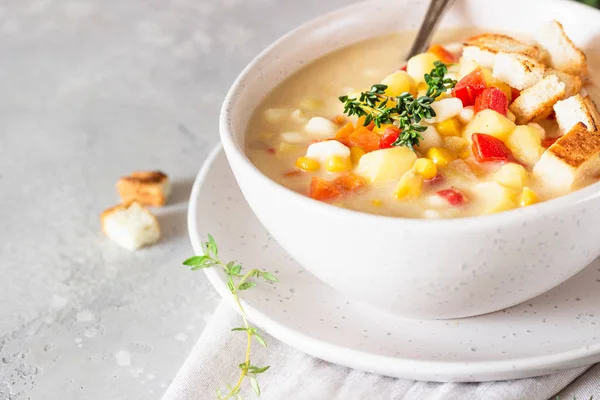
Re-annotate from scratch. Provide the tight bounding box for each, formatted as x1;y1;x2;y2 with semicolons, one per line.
188;146;600;382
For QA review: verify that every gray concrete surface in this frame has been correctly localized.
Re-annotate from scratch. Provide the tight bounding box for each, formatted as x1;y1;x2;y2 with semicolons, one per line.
0;0;354;398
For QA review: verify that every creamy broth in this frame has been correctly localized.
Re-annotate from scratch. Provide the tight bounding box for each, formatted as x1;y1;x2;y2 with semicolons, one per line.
246;29;600;219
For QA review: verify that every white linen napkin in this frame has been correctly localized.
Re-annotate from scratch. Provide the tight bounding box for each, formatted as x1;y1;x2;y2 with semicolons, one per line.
163;301;598;400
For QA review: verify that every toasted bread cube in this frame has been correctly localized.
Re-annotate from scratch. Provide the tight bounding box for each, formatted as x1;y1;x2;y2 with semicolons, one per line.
547;69;582;98
533;122;600;189
554;94;598;134
583;96;600;129
509;75;565;125
462;33;543;68
493;52;547;90
117;171;171;207
101;201;160;250
534;20;587;77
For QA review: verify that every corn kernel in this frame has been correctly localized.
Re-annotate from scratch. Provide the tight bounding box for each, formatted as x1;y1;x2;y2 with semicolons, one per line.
412;158;438;180
373;123;393;135
299;98;322;111
480;67;495;85
494;163;528;190
295;156;320;172
371;199;383;207
436;118;462;137
491;81;512;102
325;155;351;173
426;147;456;166
259;131;274;140
520;187;538;207
277;142;303;155
395;170;424;199
459;148;472;159
350;146;366;165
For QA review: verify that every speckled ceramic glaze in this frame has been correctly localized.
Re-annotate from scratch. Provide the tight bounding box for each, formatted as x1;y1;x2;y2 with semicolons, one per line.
189;146;600;381
219;0;600;319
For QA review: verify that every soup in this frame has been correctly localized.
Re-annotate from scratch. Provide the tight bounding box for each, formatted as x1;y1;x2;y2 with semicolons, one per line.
246;22;600;219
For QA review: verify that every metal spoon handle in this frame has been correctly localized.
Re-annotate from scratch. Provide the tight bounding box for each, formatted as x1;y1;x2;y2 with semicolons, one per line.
407;0;455;59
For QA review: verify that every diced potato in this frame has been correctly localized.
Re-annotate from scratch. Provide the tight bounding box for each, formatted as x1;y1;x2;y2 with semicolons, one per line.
305;117;339;137
407;52;440;82
296;156;320;172
480;67;495;86
493;163;529;190
473;182;519;214
464;109;516;142
381;71;416;97
325;156;352;173
280;131;307;143
306;140;350;161
506;109;516;122
355;147;417;183
459;60;479;79
413;158;438;180
415;126;443;153
291;109;307;124
426;147;456;167
264;108;290;123
426;98;464;124
436;117;462;137
520;187;539;207
442;159;478;181
527;122;546;139
506;125;545;166
395;170;424;199
458;106;475;124
443;136;468;154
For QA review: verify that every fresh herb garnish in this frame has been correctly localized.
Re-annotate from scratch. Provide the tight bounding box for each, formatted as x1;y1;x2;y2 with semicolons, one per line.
183;235;278;399
338;61;457;149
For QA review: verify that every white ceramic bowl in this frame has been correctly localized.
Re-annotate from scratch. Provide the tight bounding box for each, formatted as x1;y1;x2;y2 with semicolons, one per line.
220;0;600;319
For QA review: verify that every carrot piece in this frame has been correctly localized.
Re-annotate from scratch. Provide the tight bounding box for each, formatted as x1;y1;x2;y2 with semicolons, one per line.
266;147;276;154
333;115;346;125
334;174;367;193
309;177;341;201
357;116;376;131
335;122;355;140
348;127;381;152
428;44;459;64
283;170;302;177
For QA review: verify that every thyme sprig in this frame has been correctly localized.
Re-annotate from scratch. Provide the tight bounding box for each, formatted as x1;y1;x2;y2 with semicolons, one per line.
183;235;278;399
338;61;457;148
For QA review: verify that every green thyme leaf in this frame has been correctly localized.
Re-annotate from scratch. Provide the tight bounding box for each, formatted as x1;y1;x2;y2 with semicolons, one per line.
230;264;242;275
237;281;257;291
231;327;248;332
182;255;208;266
262;271;278;282
207;234;218;257
248;375;260;396
254;332;267;347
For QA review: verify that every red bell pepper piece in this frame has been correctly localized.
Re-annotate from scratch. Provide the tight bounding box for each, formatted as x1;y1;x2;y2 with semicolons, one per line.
542;137;559;148
452;69;487;107
399;65;407;71
437;188;467;206
510;87;521;101
471;133;516;163
425;174;444;186
266;147;276;154
379;127;401;149
474;87;508;116
428;44;459;64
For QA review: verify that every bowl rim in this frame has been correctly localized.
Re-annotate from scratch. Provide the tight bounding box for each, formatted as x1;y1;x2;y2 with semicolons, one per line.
219;0;600;229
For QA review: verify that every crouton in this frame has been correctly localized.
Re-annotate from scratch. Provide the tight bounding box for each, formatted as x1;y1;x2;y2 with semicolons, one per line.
554;94;598;134
462;34;543;68
493;52;547;90
583;96;600;128
117;171;171;207
509;75;566;125
101;201;161;250
547;69;583;98
534;20;587;76
533;122;600;189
